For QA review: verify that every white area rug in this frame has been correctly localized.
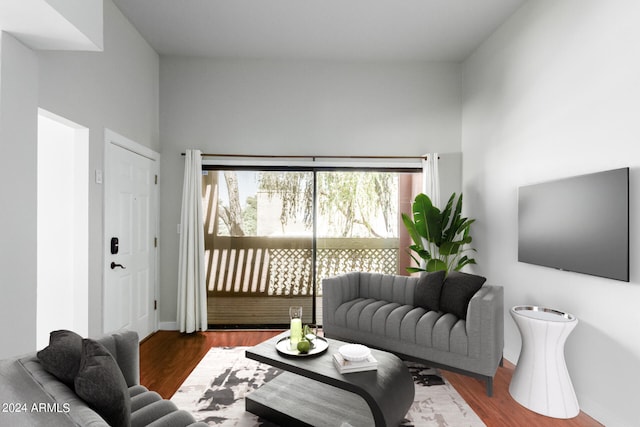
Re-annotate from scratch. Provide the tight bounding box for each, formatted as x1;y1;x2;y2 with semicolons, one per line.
171;347;485;427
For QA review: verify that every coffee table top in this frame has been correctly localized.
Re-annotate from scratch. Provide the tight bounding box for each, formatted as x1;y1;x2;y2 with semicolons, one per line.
247;332;396;384
245;331;415;426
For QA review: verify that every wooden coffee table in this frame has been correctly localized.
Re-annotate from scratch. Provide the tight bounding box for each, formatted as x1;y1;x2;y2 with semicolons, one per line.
245;331;415;427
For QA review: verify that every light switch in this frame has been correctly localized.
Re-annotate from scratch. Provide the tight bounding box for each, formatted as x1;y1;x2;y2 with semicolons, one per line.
95;169;103;184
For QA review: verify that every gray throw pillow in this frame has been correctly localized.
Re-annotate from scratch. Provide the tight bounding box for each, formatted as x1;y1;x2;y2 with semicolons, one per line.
439;271;486;319
37;330;83;387
414;270;446;311
74;338;131;427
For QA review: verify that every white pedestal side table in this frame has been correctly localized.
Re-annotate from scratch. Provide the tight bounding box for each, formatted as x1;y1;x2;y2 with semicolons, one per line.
509;305;579;418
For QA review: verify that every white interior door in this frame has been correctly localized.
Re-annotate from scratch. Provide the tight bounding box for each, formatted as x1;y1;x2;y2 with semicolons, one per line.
104;130;158;340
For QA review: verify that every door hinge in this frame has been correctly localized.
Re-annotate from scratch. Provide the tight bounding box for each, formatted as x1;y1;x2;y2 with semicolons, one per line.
155;175;158;185
154;237;158;247
154;300;157;310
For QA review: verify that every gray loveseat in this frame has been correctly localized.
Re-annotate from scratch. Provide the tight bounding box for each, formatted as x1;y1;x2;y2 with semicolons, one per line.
0;329;206;427
322;271;504;395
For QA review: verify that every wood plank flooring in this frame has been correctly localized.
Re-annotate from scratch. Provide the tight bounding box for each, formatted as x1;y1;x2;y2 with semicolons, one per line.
139;330;603;427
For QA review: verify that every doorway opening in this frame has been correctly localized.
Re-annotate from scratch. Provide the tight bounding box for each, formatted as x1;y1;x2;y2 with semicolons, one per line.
36;109;89;348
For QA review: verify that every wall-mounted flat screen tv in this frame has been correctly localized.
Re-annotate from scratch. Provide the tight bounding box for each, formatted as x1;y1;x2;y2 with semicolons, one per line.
518;167;629;282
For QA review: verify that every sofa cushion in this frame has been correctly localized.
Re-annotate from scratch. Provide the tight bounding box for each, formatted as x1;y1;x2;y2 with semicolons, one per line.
131;399;179;427
439;271;486;319
37;329;83;387
75;338;131;427
414;270;446;311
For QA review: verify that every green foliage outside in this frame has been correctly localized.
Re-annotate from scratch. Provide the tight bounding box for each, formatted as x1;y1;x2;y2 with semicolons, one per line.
258;171;397;238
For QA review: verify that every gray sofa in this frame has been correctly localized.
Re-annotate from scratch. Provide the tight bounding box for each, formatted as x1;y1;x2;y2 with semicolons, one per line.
0;330;206;427
322;271;504;396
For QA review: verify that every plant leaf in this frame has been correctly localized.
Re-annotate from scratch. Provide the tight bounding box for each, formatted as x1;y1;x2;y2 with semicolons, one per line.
426;258;447;272
426;210;443;245
402;213;423;248
440;193;456;237
455;256;477;271
408;245;430;260
456;218;475;235
443;194;463;242
402;192;476;276
411;193;433;239
440;241;460;255
409;253;421;265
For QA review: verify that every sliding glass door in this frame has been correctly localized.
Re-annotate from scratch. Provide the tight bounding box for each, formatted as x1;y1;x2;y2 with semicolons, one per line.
203;167;421;327
316;171;399;278
203;169;314;326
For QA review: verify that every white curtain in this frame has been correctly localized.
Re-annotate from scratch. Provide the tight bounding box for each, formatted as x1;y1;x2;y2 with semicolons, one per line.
422;153;440;208
177;149;207;333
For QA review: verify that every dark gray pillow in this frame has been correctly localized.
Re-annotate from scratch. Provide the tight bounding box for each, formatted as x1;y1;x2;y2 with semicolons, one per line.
439;271;486;319
37;330;83;387
414;270;446;311
74;339;131;427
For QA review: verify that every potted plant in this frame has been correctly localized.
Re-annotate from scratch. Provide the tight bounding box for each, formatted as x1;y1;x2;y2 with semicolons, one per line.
401;192;476;275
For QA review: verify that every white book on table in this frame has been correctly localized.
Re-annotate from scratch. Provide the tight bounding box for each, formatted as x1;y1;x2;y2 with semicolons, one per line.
332;352;378;373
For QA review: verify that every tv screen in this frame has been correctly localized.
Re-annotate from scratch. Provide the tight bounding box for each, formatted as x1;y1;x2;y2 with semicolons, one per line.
518;168;629;282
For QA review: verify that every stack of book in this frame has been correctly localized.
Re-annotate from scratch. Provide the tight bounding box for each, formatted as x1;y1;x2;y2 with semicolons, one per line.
333;350;378;373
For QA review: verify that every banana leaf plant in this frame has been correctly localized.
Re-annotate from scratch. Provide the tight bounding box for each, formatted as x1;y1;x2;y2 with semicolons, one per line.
401;192;476;275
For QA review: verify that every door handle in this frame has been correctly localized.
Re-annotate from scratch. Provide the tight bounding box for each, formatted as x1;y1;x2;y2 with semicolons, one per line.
110;262;126;270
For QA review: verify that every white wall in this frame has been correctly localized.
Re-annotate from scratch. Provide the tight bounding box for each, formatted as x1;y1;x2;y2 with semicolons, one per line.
0;0;158;356
44;0;103;50
36;0;159;338
0;0;103;52
462;1;640;425
0;32;39;358
159;58;462;325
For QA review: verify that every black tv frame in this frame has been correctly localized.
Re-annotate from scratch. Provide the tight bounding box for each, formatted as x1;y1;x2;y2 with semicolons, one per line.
518;168;629;282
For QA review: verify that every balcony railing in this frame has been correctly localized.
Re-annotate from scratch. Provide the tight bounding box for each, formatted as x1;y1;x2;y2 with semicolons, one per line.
205;236;399;297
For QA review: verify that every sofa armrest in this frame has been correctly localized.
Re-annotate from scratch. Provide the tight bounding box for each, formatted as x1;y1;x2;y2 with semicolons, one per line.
465;285;504;372
322;272;361;327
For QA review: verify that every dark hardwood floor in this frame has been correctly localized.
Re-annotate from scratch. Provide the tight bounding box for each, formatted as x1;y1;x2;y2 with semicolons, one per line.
140;330;603;427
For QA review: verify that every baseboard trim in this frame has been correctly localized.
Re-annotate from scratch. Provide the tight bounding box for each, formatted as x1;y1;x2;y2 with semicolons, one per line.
159;321;178;330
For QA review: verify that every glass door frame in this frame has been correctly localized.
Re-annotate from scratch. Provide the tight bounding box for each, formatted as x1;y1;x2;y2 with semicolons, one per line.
203;164;421;327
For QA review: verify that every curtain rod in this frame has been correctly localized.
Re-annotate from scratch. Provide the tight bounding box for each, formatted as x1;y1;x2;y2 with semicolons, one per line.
180;152;431;160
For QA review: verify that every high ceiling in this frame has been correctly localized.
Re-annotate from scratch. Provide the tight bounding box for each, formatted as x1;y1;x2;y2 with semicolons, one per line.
112;0;526;62
0;0;103;51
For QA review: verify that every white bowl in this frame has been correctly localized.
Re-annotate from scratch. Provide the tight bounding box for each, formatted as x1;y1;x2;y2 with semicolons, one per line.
338;344;371;362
